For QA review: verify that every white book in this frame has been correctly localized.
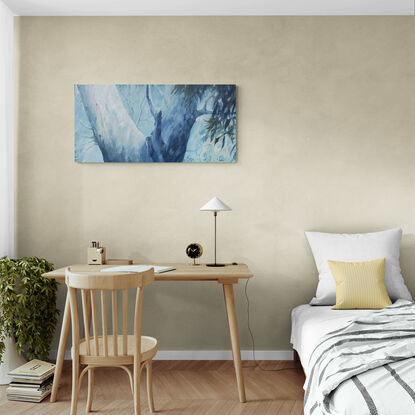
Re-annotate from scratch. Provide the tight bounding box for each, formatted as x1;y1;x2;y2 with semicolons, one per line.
100;265;175;274
10;379;52;388
8;360;55;379
7;384;52;397
7;390;51;402
10;374;53;384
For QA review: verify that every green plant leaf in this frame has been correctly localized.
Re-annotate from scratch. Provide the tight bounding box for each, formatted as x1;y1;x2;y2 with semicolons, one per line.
0;256;58;363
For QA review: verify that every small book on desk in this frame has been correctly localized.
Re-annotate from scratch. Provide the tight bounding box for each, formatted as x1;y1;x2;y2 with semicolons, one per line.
100;265;175;274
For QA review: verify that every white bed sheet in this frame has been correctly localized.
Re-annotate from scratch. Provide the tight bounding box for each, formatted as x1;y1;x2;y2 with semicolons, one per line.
290;304;370;375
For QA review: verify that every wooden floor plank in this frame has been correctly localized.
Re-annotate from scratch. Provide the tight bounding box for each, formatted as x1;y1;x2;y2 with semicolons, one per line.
0;360;305;414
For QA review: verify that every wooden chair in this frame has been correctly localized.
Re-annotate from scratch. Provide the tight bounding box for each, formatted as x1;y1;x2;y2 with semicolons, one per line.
65;267;157;415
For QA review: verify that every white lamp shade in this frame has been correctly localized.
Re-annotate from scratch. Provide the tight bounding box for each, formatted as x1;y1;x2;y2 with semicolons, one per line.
200;197;232;212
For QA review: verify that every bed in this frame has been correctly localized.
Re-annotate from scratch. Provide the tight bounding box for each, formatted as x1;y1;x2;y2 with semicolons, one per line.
291;301;415;415
291;304;370;375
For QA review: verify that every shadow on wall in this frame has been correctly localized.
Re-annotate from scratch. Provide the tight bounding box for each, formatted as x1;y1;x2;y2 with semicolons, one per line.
400;234;415;297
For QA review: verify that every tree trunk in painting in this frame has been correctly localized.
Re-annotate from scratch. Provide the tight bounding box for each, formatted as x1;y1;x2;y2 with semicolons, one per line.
145;85;199;162
77;85;152;162
77;85;199;162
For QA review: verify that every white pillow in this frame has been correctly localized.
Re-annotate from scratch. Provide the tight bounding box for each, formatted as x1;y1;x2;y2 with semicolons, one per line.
306;228;412;305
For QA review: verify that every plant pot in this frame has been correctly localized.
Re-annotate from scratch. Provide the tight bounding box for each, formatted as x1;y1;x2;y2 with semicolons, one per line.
0;337;27;385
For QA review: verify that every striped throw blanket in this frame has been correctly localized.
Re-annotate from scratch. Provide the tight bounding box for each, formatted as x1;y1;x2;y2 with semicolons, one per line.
305;300;415;415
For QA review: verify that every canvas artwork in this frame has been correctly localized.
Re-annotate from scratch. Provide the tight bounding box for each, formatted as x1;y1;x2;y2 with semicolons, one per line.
74;84;236;163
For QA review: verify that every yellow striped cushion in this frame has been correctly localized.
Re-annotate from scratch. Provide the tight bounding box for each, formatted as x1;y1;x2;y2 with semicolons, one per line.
328;258;392;310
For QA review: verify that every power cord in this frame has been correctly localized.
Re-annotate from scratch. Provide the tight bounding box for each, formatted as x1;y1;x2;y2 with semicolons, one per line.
244;278;300;372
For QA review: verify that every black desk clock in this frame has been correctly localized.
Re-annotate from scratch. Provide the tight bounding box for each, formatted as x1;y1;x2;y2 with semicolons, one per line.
186;243;203;266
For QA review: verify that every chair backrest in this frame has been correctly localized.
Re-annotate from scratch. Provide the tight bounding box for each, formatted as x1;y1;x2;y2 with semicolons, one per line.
65;267;154;360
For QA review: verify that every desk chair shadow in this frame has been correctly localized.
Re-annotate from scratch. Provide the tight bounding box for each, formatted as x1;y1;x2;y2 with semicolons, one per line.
65;267;157;415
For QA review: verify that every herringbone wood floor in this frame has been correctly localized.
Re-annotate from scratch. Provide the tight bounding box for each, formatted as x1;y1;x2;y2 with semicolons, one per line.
0;360;305;414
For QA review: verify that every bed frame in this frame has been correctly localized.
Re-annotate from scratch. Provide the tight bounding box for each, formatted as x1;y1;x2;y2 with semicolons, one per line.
293;348;306;375
293;349;300;362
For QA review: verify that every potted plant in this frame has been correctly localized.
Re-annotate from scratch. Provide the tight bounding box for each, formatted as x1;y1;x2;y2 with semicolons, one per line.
0;257;59;384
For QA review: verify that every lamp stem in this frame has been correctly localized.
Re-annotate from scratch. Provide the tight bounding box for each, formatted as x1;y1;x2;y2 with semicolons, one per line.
214;211;217;265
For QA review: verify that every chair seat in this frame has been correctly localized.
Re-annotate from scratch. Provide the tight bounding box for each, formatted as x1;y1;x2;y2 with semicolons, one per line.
78;335;157;365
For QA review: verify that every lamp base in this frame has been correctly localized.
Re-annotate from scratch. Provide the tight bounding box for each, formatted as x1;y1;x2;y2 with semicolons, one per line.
206;263;226;267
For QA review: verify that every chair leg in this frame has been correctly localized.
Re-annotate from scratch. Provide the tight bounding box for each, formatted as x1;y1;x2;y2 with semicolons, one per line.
70;356;80;415
133;359;141;415
86;367;94;412
146;360;155;413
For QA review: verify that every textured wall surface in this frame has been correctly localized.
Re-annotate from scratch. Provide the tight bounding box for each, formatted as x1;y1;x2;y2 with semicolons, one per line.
15;17;415;352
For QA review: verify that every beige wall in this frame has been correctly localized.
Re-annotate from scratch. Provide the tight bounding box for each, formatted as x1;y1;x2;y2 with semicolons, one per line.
15;17;415;353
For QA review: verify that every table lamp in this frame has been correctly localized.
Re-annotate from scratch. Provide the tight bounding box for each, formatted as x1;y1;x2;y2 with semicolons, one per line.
200;197;232;267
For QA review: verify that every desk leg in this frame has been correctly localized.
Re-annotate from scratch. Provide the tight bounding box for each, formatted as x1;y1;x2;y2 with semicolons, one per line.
222;283;246;403
50;292;71;402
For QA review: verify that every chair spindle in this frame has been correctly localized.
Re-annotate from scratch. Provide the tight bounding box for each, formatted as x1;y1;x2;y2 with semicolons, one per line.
123;289;128;356
81;289;91;355
101;290;108;357
112;290;118;356
90;289;99;356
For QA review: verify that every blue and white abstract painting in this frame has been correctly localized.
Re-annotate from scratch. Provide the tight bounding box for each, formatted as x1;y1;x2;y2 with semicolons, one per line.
75;84;236;162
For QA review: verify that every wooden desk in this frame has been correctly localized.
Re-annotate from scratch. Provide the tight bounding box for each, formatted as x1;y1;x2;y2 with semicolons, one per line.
42;263;253;403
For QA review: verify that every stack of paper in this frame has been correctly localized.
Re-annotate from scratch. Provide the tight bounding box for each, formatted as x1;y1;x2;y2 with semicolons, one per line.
100;265;175;274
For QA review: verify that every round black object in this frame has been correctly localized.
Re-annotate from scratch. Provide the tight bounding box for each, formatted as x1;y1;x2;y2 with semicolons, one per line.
186;243;203;259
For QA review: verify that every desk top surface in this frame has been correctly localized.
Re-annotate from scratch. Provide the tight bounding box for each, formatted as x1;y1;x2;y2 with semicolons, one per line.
42;263;253;282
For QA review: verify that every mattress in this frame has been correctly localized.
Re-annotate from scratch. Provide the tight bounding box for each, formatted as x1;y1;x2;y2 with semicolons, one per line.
290;304;370;375
292;302;415;415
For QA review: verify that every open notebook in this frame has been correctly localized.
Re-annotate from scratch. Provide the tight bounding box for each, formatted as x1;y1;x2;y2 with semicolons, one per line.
100;265;175;274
